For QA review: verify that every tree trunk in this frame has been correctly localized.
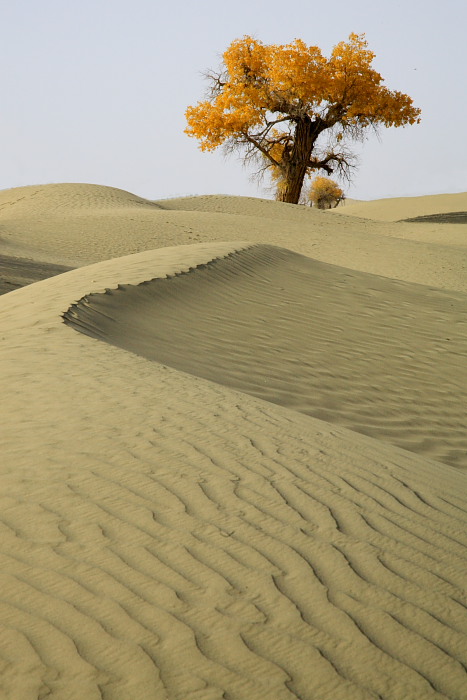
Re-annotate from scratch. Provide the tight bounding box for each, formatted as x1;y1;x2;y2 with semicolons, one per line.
277;117;314;204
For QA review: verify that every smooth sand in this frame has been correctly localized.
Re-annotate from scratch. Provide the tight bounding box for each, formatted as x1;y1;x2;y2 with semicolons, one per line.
0;183;466;700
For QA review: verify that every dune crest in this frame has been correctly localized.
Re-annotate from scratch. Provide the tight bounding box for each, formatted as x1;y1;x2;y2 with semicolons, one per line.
0;182;163;212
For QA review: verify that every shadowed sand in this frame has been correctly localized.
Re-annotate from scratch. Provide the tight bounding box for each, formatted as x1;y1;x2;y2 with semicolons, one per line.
401;212;467;224
0;254;73;295
1;183;467;700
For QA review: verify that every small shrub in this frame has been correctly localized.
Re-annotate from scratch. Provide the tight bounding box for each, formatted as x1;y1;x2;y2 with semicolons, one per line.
308;177;345;209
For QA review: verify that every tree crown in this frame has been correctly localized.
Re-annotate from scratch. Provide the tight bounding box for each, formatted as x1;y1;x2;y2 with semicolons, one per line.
186;33;421;153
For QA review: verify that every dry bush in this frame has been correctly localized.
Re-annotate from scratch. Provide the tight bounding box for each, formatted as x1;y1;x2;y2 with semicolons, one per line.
308;177;344;209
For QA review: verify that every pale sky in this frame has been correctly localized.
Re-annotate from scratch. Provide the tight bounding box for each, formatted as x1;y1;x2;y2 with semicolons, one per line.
1;0;466;201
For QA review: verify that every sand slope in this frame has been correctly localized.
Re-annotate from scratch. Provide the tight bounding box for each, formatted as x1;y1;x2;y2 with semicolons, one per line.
63;244;467;470
1;184;467;699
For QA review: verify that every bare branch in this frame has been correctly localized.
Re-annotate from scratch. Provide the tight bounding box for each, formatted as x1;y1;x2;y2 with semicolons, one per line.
243;134;281;168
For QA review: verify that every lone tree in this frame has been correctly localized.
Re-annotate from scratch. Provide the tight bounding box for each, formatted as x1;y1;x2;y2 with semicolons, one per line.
185;33;421;204
309;176;344;209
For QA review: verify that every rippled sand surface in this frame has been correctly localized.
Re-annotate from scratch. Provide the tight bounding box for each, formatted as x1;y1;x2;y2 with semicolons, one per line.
1;184;466;699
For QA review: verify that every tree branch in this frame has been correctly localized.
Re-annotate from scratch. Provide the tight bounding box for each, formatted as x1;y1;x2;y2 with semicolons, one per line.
308;149;357;180
242;133;281;168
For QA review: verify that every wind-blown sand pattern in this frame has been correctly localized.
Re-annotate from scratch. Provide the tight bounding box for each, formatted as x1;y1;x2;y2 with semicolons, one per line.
1;184;467;699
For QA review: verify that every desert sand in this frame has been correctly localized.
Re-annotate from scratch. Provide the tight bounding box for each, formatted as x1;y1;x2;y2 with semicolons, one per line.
0;183;466;699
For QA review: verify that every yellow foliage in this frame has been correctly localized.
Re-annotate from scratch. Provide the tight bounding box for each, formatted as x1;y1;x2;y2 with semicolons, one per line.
185;33;421;150
309;177;344;208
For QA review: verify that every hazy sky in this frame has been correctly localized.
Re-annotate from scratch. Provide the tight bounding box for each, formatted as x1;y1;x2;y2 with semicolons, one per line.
2;0;466;201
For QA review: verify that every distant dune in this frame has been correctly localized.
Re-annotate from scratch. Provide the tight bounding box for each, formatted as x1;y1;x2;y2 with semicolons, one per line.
1;183;466;700
329;191;467;222
2;183;467;290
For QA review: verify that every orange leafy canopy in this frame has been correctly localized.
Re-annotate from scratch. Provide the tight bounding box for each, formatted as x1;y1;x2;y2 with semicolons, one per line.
185;33;421;151
309;176;344;206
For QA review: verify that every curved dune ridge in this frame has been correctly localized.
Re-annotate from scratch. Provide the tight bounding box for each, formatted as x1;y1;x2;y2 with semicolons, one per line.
1;184;467;699
63;243;467;470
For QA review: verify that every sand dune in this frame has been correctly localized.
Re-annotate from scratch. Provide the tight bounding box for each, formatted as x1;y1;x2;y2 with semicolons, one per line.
63;244;467;470
1;183;467;292
1;183;467;699
329;191;467;222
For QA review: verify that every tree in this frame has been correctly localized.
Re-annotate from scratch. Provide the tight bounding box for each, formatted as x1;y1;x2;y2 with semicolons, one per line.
185;33;421;204
309;177;344;208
